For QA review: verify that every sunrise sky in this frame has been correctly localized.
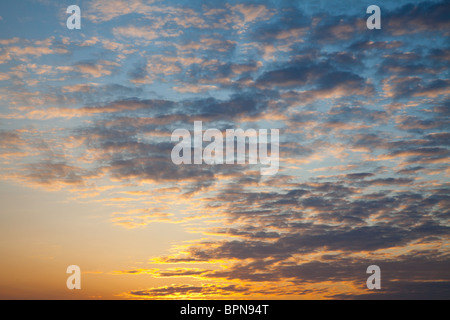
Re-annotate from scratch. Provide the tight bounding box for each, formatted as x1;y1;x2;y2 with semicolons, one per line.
0;0;449;299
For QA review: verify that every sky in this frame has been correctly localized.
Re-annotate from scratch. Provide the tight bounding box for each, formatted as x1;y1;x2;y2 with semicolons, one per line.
0;0;449;299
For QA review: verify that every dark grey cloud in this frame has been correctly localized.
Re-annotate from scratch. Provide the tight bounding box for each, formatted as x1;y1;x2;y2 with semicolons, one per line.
24;160;85;186
256;59;329;88
385;1;450;35
129;284;250;298
251;6;311;43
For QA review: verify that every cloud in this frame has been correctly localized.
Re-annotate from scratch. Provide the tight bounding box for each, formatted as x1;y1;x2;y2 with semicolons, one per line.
74;61;117;78
127;283;251;299
0;0;449;300
113;25;181;41
23;161;85;187
87;0;153;23
385;1;450;35
311;16;364;42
